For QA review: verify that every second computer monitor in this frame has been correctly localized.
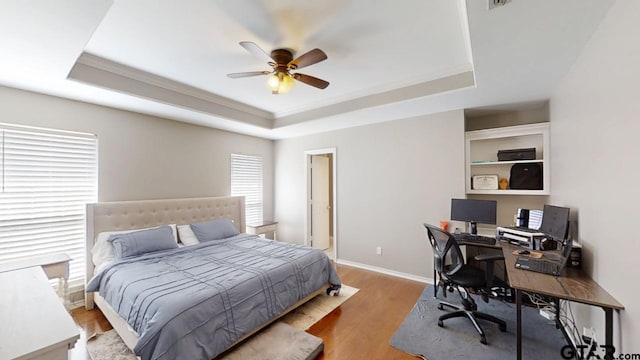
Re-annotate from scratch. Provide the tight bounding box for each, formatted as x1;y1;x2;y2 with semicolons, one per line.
539;204;570;241
450;198;497;235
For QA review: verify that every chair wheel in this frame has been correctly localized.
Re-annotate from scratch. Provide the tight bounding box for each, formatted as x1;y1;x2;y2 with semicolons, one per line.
480;336;487;345
437;304;444;310
438;320;444;327
499;324;507;332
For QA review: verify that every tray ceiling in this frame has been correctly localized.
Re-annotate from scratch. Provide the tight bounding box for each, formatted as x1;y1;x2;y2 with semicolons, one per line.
0;0;614;139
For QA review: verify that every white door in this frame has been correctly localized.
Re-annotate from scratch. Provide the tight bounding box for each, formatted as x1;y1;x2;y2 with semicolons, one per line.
310;155;330;250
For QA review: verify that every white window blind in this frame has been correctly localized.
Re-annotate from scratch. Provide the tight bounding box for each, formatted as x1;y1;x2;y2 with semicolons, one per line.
0;125;97;286
230;153;263;226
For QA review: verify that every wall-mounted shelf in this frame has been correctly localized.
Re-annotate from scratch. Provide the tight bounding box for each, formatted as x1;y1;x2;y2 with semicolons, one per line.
465;123;550;195
470;159;543;166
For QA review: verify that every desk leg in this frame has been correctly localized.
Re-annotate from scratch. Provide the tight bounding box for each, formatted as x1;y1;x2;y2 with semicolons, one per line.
433;268;437;298
516;288;522;360
604;307;614;360
555;299;561;329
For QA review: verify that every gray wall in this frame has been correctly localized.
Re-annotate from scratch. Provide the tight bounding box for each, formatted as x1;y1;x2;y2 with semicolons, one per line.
465;105;549;131
549;0;638;352
274;110;465;279
0;86;274;219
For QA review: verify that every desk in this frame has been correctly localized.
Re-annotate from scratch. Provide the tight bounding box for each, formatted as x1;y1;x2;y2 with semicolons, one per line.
501;242;624;360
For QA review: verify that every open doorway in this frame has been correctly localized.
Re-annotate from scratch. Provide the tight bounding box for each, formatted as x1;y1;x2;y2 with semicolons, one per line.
305;148;337;260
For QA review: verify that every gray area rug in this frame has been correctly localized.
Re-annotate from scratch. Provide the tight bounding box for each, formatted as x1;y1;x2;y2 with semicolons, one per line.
391;285;567;360
87;285;358;360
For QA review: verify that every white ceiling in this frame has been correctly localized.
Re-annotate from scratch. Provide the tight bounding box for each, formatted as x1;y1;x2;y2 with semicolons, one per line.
0;0;614;139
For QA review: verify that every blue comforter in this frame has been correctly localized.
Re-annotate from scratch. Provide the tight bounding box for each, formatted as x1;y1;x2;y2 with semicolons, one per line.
86;234;340;360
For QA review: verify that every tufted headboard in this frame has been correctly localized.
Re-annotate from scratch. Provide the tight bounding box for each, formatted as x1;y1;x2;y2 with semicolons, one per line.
84;196;245;306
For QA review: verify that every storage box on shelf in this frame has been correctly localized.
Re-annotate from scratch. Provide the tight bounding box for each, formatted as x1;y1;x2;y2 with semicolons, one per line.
465;123;550;195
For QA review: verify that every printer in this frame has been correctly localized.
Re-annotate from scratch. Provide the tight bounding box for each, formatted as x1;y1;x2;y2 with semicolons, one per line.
496;208;557;250
496;226;548;249
496;226;546;249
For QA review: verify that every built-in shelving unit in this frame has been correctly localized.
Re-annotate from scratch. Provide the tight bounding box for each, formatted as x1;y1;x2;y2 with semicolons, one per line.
465;122;550;195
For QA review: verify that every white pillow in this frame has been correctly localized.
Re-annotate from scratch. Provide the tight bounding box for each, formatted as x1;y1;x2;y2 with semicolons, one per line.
177;224;200;246
91;224;177;270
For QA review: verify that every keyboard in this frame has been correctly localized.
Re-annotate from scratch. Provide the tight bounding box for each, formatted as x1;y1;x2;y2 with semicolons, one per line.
453;234;496;245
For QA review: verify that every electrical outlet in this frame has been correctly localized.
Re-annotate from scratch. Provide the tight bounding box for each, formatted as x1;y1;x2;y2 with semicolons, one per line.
376;246;382;256
583;326;595;338
488;0;512;10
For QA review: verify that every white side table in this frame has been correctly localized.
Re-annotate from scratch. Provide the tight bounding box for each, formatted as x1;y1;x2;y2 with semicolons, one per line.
0;253;71;306
246;220;278;240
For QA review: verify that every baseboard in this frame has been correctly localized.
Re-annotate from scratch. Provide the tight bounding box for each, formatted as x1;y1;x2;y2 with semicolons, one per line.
336;259;431;284
68;299;85;310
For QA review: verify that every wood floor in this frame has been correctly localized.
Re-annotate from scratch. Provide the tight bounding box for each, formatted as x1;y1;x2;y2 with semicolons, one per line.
69;263;427;360
68;298;113;360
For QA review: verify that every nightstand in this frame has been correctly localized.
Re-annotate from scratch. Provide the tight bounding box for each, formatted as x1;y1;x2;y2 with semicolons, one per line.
246;220;278;240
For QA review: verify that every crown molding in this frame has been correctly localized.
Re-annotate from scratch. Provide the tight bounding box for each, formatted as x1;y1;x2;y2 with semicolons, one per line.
67;52;474;131
272;63;474;119
68;52;274;129
273;70;475;128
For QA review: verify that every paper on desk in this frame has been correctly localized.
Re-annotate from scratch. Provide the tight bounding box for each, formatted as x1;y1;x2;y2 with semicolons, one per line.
512;250;543;259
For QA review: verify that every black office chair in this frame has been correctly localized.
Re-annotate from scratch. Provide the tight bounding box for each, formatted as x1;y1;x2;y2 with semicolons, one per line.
424;223;507;345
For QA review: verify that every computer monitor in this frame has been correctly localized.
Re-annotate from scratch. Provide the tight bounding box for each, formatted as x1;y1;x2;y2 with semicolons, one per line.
539;204;570;241
450;198;497;235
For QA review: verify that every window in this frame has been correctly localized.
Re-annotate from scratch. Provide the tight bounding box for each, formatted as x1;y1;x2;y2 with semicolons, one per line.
230;153;263;225
0;124;98;286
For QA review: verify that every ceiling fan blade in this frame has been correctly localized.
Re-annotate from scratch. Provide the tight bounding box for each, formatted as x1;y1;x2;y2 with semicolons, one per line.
227;71;271;78
293;73;329;89
288;48;327;70
239;41;275;64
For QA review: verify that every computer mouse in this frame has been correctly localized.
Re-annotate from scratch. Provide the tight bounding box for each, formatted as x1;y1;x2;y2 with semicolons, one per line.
518;249;530;255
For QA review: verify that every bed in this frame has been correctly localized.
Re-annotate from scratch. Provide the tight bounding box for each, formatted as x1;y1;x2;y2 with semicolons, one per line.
84;196;340;360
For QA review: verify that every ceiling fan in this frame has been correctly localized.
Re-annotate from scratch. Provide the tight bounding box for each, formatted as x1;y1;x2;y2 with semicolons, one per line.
227;41;329;94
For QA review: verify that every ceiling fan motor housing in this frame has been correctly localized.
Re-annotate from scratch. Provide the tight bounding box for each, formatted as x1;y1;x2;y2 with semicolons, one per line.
270;49;295;69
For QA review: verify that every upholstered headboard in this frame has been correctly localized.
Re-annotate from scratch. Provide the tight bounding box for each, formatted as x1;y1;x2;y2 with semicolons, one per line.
84;196;245;308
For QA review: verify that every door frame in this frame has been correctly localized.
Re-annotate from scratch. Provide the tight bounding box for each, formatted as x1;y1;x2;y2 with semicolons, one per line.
304;147;337;260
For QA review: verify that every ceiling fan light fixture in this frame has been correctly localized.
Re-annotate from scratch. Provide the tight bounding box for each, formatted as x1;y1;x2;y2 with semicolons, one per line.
266;73;280;90
267;71;295;94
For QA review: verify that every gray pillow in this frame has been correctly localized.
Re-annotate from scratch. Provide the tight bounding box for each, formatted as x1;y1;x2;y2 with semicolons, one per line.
190;218;240;242
108;226;177;259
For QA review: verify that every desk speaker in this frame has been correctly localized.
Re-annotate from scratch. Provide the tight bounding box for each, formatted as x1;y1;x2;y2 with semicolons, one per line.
569;247;581;268
533;238;557;251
